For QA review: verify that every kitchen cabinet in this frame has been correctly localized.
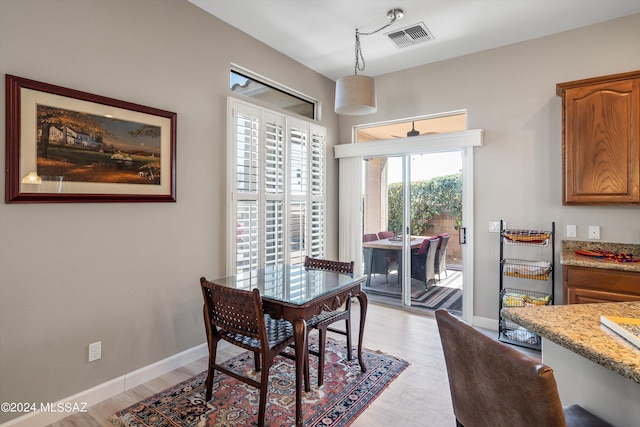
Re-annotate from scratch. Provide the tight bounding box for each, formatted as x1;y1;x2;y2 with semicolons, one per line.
556;70;640;205
563;265;640;304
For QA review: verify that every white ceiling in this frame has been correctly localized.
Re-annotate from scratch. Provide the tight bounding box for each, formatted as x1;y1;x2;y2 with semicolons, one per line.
188;0;640;81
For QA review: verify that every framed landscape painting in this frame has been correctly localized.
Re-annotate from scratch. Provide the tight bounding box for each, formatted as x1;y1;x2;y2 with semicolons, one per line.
5;74;176;203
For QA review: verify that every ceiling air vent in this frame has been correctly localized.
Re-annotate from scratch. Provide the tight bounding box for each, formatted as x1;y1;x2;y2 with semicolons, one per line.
385;22;434;48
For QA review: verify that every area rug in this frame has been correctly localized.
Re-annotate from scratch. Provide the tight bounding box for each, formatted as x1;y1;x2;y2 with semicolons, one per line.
111;336;409;427
411;286;462;314
366;270;463;314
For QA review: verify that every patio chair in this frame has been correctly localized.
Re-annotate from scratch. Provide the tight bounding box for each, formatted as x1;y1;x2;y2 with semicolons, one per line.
435;233;450;282
363;233;393;285
410;237;439;289
377;230;394;239
200;277;297;427
377;231;399;282
303;256;355;386
435;309;613;427
362;233;379;242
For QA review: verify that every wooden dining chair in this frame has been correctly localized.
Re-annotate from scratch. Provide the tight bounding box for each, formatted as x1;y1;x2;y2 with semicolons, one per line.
435;309;614;427
304;256;355;386
200;277;296;427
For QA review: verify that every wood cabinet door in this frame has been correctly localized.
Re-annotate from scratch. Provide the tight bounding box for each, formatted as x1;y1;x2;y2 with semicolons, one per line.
563;265;640;304
567;287;640;304
558;73;640;205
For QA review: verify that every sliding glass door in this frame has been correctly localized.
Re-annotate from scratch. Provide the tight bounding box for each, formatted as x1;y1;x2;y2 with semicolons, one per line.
362;152;464;315
362;155;403;307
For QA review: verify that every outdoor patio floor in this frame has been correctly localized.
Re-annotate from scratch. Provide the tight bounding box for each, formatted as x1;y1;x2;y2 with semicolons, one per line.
363;266;463;314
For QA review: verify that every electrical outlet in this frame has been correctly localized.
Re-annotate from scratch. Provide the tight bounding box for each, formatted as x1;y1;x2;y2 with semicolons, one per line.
88;341;101;362
588;225;600;240
566;225;577;237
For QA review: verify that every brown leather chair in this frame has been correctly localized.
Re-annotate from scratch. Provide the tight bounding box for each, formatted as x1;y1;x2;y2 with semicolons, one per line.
435;309;614;427
303;256;355;385
200;277;296;427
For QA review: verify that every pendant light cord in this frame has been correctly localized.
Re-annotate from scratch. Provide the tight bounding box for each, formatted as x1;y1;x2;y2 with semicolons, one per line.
354;12;399;75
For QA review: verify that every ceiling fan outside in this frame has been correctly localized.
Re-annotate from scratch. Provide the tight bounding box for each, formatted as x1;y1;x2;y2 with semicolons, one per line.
392;121;438;138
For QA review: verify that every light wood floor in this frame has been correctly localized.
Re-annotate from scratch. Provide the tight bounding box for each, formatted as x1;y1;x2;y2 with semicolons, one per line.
46;303;537;427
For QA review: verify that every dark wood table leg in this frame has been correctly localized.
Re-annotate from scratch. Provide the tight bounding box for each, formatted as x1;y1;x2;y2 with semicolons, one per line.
356;290;368;372
293;318;307;427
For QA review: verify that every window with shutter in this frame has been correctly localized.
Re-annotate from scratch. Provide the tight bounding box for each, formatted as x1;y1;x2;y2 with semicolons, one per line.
309;131;325;258
228;98;326;275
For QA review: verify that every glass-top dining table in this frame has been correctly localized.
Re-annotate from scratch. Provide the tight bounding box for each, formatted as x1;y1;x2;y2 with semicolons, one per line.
209;264;369;427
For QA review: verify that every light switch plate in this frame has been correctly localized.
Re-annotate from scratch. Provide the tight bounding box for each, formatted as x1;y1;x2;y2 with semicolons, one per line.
489;221;501;233
566;225;577;237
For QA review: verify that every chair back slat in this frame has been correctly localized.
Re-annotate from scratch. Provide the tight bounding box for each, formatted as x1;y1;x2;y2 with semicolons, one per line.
201;279;264;339
304;256;354;274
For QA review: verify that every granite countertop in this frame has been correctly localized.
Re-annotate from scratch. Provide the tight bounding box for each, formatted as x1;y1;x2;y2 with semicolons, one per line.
561;240;640;273
501;301;640;383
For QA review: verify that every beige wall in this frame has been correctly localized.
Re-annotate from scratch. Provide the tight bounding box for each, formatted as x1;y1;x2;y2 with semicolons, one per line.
1;0;640;421
0;0;339;422
338;13;640;321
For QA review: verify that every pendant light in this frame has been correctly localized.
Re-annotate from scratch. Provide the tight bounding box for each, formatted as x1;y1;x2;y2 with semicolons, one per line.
335;8;403;115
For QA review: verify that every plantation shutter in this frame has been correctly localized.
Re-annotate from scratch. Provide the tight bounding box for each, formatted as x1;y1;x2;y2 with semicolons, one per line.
289;125;307;265
309;131;325;258
234;111;260;272
228;98;325;275
264;115;286;268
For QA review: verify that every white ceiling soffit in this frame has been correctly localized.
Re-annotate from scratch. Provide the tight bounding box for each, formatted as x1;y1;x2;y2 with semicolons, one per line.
187;0;640;81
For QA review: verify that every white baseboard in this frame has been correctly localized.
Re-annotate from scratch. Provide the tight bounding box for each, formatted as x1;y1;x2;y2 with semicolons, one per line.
0;343;208;427
123;343;208;390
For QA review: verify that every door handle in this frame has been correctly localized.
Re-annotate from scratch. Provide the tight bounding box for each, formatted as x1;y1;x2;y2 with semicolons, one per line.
460;227;467;244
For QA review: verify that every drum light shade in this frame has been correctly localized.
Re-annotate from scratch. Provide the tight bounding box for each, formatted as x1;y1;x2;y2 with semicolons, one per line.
334;75;377;115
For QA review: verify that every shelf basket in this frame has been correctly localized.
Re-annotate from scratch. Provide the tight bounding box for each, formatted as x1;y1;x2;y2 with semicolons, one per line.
501;288;552;307
503;229;551;246
499;319;541;348
502;258;552;281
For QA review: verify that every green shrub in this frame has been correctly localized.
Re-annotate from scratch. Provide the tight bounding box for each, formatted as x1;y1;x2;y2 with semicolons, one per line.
387;174;462;235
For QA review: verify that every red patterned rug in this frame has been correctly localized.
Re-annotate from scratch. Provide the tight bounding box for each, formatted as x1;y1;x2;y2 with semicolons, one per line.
111;336;409;427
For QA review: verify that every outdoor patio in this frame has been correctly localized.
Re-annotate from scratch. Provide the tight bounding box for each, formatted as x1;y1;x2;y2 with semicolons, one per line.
363;265;463;314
